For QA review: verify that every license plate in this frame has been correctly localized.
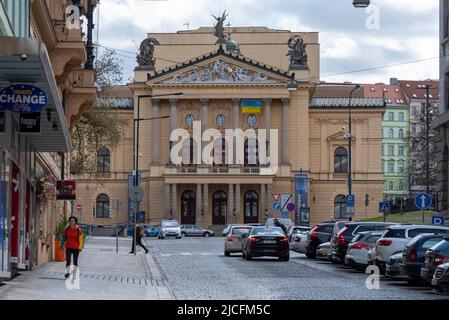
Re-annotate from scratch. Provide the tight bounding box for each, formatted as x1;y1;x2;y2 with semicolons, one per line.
432;279;438;286
262;240;276;244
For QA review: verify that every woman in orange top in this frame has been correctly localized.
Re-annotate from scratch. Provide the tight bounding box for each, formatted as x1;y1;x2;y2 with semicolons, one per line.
61;216;84;279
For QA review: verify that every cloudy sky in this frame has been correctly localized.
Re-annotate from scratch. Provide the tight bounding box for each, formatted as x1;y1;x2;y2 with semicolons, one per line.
96;0;440;84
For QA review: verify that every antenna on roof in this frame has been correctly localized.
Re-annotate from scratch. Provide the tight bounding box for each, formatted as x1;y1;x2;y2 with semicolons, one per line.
183;22;190;30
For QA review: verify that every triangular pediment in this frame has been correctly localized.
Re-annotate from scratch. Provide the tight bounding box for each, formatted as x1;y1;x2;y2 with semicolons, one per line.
147;49;293;85
327;131;356;142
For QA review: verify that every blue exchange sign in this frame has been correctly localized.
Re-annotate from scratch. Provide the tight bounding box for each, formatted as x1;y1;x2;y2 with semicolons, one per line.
0;84;48;113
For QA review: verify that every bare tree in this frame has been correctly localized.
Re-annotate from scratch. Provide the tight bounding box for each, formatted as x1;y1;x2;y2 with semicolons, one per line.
70;49;128;175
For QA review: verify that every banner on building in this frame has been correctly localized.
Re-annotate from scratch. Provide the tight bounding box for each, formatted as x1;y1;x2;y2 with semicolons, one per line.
56;180;76;200
294;172;309;226
0;84;48;113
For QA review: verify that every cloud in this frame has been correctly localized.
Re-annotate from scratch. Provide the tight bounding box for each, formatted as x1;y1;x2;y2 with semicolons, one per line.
96;0;439;84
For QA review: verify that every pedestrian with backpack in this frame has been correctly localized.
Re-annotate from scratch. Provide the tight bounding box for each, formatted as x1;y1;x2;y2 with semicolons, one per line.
61;216;84;279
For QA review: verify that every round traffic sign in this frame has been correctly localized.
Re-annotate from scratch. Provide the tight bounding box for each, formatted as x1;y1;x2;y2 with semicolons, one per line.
76;203;82;211
272;202;281;211
415;193;432;210
286;203;295;211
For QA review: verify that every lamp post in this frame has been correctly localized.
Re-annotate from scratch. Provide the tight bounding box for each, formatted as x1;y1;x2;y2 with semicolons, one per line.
347;85;361;220
132;92;183;255
353;0;370;8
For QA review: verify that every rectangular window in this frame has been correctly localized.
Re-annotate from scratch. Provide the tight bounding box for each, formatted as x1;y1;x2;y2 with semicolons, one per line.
398;145;405;156
389;162;394;173
388;145;394;156
0;0;29;37
398;112;404;122
388;112;394;121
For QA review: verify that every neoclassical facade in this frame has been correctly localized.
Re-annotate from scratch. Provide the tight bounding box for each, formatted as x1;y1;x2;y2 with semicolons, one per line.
76;26;385;228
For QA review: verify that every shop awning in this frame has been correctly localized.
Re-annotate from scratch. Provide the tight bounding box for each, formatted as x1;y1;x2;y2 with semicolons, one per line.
0;36;71;152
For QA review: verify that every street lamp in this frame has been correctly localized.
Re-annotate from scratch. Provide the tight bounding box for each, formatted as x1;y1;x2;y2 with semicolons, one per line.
347;84;361;220
353;0;370;8
131;92;183;255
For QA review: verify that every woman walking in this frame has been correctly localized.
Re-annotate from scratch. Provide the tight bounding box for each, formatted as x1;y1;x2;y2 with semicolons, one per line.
61;216;84;279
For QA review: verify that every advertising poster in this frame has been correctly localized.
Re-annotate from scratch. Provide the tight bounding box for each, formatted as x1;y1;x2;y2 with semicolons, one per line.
10;163;19;264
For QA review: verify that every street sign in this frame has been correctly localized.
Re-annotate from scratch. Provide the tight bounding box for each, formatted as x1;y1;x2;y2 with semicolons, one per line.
415;193;432;211
280;194;293;211
431;216;445;225
75;203;82;212
378;201;390;214
346;195;355;207
281;211;289;219
130;186;144;202
272;202;281;211
272;194;280;202
286;203;295;212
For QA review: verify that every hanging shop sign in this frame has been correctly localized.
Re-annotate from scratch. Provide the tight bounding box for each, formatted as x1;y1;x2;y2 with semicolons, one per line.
19;112;41;133
0;84;48;113
56;180;76;201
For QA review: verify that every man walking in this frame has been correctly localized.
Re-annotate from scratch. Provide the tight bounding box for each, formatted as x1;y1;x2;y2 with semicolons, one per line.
129;223;149;254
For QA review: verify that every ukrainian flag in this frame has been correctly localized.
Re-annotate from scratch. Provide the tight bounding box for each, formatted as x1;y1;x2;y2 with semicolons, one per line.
241;100;263;114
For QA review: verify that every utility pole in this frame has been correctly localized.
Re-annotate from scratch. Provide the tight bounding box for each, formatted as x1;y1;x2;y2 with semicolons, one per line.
425;85;431;194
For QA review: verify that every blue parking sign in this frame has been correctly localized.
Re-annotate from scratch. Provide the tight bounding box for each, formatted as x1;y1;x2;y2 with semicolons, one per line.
346;195;355;207
432;216;445;225
378;201;390;214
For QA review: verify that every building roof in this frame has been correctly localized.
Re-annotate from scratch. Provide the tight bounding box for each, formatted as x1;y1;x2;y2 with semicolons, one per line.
312;84;385;108
361;83;408;107
147;45;294;82
98;85;133;109
398;80;439;101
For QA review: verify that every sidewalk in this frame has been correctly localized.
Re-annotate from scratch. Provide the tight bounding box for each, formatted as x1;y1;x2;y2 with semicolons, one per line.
0;237;174;300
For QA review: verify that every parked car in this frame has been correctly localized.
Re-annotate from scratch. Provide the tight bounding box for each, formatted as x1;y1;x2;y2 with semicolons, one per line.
345;231;384;270
158;219;181;239
287;226;311;239
305;222;335;258
329;221;349;262
245;223;264;227
222;224;241;237
421;237;449;284
289;229;310;254
241;226;290;261
385;252;404;278
432;262;449;294
181;224;215;237
265;218;293;234
316;242;332;260
141;224;159;237
331;222;396;264
399;233;447;284
371;225;449;274
224;225;252;256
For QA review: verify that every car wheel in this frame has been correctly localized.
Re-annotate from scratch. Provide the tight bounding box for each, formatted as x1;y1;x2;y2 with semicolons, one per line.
305;253;316;259
224;251;230;257
246;253;252;260
242;251;246;259
181;232;187;238
279;255;290;261
203;232;210;238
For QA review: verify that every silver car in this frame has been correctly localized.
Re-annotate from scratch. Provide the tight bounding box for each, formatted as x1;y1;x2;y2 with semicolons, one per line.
224;225;252;256
345;231;384;270
158;220;181;239
289;229;310;254
181;225;215;237
316;242;332;260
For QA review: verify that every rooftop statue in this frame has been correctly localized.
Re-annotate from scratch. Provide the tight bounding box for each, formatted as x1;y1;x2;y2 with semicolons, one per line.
137;37;160;69
287;35;308;68
212;11;229;45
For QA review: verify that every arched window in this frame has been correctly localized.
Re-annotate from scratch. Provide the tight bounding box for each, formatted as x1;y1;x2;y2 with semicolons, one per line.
334;147;348;173
96;194;110;218
212;191;227;225
398;129;404;139
334;195;347;219
244;191;259;224
244;139;259;166
182;138;197;165
181;190;196;224
97;147;111;173
388;181;394;191
213;138;227;166
399;180;404;191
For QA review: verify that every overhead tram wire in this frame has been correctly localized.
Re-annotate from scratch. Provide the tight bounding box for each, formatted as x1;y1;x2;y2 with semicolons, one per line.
93;43;181;64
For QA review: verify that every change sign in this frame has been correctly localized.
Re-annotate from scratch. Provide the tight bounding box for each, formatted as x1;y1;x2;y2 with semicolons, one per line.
0;84;48;113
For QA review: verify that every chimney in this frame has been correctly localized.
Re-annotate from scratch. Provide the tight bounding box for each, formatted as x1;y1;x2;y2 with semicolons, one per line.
390;78;399;85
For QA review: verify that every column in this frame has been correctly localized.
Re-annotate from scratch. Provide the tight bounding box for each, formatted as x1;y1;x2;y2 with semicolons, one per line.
171;184;177;219
281;98;289;164
235;184;241;223
196;184;202;222
264;99;272;146
266;184;273;217
260;184;266;220
203;184;209;225
164;184;171;218
201;99;209;158
228;184;234;223
152;98;160;164
169;99;178;132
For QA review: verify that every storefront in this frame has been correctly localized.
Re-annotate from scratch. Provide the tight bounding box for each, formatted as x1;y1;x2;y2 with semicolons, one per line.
0;36;71;279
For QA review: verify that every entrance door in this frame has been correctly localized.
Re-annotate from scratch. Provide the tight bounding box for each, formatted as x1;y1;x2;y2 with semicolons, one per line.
181;190;196;225
212;191;227;225
244;191;259;224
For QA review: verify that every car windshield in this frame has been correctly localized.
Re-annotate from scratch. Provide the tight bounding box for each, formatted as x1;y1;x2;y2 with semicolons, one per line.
382;228;406;238
232;227;251;235
252;227;285;236
351;234;364;243
431;240;449;256
163;221;179;227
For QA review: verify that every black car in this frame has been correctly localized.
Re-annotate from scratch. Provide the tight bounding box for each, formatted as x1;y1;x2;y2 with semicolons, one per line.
399;233;446;284
432;263;449;294
385;252;404;278
305;222;335;258
331;222;395;263
421;237;449;283
241;226;290;261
